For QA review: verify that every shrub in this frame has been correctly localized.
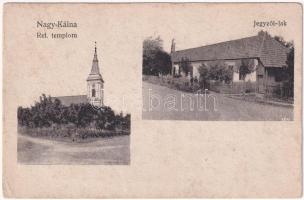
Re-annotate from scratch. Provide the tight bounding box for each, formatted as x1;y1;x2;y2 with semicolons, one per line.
18;94;131;132
18;126;130;141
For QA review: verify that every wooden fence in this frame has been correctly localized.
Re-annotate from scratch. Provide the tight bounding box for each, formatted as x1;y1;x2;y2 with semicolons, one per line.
143;75;293;100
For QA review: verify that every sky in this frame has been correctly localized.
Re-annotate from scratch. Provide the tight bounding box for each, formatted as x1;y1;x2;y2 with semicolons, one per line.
5;3;301;113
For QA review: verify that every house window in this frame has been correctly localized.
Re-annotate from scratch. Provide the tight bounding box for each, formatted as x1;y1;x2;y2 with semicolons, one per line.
92;89;96;97
239;65;247;80
239;73;246;80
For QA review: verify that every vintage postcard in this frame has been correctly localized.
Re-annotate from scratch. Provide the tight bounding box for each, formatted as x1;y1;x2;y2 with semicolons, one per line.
3;3;302;198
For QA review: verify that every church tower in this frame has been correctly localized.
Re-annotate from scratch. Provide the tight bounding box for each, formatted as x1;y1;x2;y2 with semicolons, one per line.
87;42;104;107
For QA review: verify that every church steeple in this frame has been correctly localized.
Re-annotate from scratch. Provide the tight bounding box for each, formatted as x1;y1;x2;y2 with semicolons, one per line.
90;41;101;75
87;42;104;107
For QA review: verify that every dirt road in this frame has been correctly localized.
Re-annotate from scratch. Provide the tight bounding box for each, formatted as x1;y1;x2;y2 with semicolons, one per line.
18;134;130;165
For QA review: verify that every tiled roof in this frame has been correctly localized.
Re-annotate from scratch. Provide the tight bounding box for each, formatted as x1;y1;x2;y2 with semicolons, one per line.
171;32;290;68
52;95;88;106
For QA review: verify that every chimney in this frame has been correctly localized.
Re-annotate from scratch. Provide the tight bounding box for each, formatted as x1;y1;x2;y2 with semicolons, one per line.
258;30;270;37
171;39;176;54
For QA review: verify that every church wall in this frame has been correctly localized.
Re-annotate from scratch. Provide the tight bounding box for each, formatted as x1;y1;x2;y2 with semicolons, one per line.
87;80;104;106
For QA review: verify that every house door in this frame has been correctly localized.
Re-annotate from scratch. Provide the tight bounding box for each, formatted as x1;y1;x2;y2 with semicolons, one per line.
257;75;264;93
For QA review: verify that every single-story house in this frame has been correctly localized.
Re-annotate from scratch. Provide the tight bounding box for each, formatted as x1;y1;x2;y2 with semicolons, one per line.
170;31;291;94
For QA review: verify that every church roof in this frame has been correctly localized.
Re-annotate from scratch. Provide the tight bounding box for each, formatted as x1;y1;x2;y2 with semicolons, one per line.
52;95;88;106
171;32;290;68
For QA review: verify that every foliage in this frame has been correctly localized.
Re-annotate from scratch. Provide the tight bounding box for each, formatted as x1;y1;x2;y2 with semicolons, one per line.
285;47;294;97
143;36;172;76
273;34;294;97
198;61;233;87
197;63;210;88
180;57;193;77
18;126;130;141
17;94;131;131
239;59;256;80
274;35;294;49
286;47;294;81
143;75;200;93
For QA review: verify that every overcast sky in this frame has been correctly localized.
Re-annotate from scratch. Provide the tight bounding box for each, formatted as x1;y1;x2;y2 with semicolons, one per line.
6;3;300;113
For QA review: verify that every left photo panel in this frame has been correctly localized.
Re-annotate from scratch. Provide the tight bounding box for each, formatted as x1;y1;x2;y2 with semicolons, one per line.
3;10;133;165
17;41;131;165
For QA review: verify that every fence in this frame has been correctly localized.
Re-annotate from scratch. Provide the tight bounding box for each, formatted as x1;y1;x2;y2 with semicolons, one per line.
143;75;200;92
208;81;257;94
265;83;293;100
143;75;294;100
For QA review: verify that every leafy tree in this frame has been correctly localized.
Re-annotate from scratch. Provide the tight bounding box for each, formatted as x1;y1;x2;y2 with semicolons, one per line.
198;63;210;88
198;61;233;87
143;36;172;76
285;47;294;97
274;35;294;49
17;94;131;131
239;59;255;81
273;34;294;97
180;57;193;77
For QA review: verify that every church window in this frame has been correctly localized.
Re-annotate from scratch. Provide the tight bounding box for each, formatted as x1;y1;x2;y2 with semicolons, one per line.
92;89;96;97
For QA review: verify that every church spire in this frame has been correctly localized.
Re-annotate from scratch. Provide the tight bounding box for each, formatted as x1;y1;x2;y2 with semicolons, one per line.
90;41;100;74
87;41;103;82
93;41;98;62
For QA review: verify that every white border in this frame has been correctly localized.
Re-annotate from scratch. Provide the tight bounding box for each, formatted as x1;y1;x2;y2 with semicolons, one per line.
0;1;303;200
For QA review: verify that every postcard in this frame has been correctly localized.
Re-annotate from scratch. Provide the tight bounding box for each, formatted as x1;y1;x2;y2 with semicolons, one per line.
3;3;302;198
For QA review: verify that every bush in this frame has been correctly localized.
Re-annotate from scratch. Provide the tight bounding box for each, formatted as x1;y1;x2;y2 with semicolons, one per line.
18;126;130;141
18;94;131;132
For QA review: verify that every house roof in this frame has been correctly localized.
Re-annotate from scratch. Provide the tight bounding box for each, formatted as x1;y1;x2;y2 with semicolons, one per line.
52;95;88;106
171;32;290;68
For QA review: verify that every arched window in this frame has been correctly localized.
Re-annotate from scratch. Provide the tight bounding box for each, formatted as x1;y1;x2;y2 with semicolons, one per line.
92;89;96;97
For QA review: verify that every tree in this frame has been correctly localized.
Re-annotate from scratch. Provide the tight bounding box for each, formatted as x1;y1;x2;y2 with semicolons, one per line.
180;57;193;77
285;47;294;97
239;59;255;81
274;35;294;49
273;34;294;97
143;36;172;76
17;94;131;131
198;61;233;87
208;61;233;83
198;63;210;88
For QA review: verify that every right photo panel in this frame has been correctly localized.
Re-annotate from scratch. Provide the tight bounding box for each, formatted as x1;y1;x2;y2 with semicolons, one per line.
142;18;294;121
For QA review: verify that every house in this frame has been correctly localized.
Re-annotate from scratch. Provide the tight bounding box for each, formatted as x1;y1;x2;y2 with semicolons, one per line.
170;31;290;94
52;42;104;106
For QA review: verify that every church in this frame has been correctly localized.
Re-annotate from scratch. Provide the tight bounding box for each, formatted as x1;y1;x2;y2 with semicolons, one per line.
53;42;104;107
